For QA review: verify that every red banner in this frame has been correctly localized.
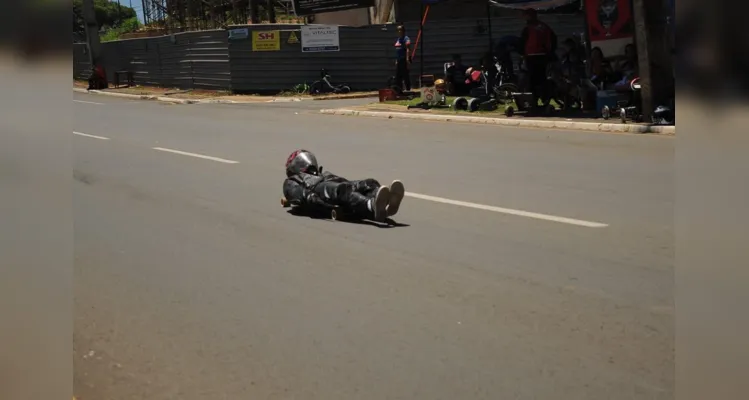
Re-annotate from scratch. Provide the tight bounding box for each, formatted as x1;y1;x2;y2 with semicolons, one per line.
585;0;634;42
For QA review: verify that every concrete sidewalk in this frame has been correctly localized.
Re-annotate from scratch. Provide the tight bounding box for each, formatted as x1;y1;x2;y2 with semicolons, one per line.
73;87;377;104
319;106;676;135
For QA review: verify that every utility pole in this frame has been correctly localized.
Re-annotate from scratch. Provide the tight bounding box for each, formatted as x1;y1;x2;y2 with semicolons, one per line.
632;0;674;120
631;0;652;120
82;0;101;66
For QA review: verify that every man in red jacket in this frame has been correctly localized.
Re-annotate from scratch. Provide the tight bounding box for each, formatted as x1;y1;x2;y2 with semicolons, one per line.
87;58;108;90
519;9;557;108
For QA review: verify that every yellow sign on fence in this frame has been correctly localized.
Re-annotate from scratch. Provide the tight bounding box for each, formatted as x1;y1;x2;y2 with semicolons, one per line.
252;30;280;51
287;31;300;44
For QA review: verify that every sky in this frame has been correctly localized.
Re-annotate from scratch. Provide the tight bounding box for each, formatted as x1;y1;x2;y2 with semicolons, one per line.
117;0;144;22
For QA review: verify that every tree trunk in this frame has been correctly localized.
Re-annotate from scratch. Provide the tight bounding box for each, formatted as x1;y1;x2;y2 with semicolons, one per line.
250;0;261;24
267;0;277;23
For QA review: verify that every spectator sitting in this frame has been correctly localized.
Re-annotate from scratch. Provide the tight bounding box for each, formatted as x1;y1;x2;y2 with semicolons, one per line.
559;38;585;82
615;43;639;86
88;59;107;90
549;38;585;108
588;46;614;88
445;54;469;95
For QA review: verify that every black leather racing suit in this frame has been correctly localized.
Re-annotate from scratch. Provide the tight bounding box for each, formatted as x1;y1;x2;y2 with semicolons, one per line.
283;171;381;219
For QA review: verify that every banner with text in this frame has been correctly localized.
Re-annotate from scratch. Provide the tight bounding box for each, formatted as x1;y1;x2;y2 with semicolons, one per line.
301;25;340;52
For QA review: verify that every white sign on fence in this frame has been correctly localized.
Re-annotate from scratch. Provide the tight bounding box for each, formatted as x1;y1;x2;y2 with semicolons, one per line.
301;25;340;52
228;28;249;40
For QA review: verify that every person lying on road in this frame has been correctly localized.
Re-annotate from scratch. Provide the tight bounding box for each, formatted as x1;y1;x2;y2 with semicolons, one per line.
282;149;405;222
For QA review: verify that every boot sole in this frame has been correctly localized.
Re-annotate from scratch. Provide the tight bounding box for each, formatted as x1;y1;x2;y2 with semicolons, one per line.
387;180;405;217
373;186;391;222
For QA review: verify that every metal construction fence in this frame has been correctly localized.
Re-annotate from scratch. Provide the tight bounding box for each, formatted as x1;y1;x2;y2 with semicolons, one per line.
73;15;584;93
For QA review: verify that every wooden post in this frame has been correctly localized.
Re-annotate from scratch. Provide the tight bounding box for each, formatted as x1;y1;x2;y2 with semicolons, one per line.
631;0;652;120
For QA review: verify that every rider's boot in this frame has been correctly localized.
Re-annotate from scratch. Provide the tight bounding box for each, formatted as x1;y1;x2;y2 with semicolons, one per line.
370;186;391;222
387;180;405;217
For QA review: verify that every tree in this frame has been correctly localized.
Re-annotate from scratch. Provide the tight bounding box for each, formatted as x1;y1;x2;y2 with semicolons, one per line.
73;0;137;34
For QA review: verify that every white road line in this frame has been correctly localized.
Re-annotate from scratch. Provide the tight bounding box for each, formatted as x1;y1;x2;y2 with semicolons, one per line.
73;100;104;105
152;147;239;164
73;131;110;140
405;192;609;228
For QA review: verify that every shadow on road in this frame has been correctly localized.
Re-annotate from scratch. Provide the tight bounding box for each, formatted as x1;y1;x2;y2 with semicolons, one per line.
286;208;409;228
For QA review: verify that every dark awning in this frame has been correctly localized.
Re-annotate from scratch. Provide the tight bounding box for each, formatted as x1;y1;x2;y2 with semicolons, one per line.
488;0;579;10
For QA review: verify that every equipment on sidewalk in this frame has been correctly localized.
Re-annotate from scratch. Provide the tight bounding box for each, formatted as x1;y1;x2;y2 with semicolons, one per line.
601;77;643;123
408;77;450;110
310;69;351;95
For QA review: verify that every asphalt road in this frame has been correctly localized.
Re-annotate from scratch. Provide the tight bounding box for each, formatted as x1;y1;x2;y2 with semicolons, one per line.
73;93;674;400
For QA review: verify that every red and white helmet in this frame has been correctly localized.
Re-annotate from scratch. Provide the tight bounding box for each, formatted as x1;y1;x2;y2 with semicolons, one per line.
285;149;319;177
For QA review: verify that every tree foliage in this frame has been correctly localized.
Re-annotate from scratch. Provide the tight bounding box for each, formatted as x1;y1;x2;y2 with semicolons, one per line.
73;0;138;34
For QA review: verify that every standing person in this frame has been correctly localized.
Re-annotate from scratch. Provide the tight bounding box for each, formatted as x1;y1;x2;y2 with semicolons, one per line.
394;25;412;92
519;8;557;108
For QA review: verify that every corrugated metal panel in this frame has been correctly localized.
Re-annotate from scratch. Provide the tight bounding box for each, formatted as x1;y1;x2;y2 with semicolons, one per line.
228;25;393;93
182;31;231;90
73;16;583;93
228;15;582;92
73;44;91;80
152;30;231;90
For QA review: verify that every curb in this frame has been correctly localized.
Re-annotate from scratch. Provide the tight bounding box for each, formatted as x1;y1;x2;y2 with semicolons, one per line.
75;88;377;104
312;93;379;101
74;88;196;104
319;108;676;135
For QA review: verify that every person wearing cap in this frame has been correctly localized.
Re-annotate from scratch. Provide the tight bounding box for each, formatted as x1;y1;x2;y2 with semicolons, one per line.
519;8;557;107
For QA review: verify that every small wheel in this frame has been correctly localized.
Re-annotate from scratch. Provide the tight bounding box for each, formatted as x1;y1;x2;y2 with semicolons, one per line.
601;105;610;120
620;108;627;123
452;97;468;110
339;85;351;94
505;106;515;117
281;197;290;207
331;208;341;220
310;81;324;95
467;98;480;112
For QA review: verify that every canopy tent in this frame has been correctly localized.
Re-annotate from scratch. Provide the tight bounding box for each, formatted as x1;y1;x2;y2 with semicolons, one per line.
410;0;582;80
488;0;579;10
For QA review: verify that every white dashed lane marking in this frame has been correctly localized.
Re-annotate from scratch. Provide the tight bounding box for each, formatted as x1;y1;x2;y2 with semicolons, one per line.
74;131;110;140
74;100;105;105
152;147;240;164
405;192;609;228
